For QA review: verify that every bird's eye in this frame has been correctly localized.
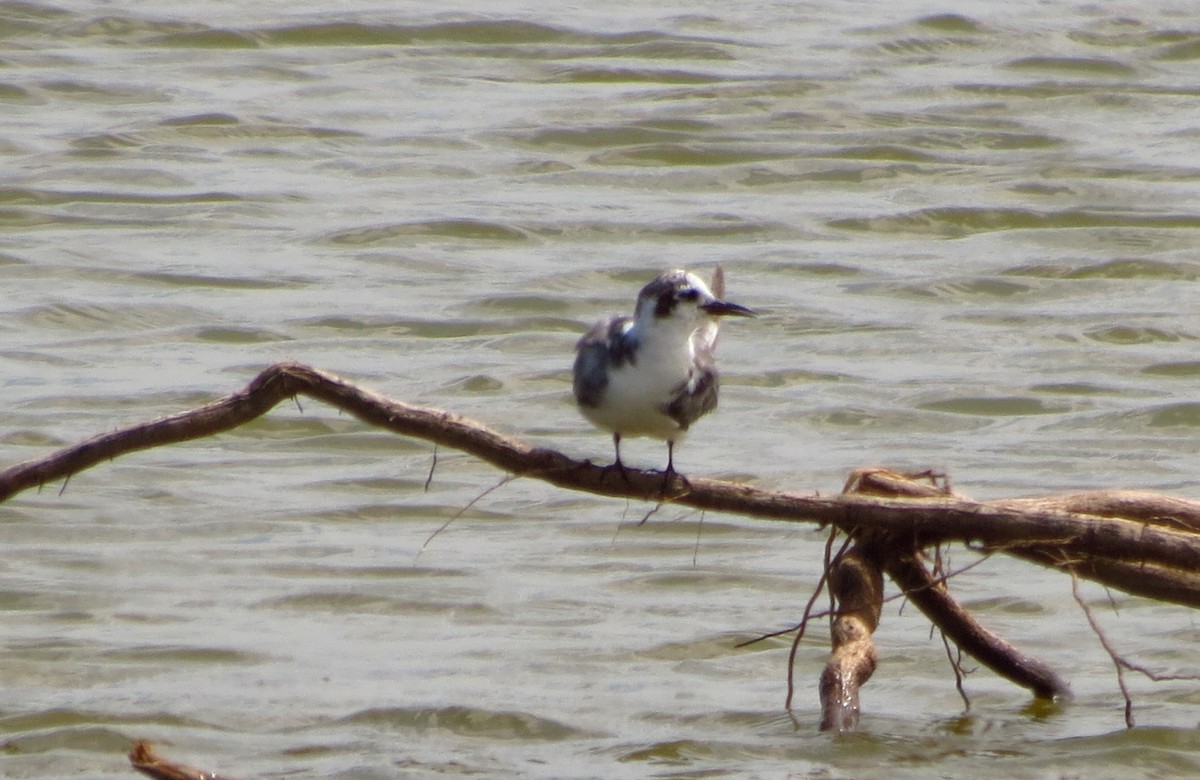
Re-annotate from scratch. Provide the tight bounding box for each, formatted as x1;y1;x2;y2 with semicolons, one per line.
679;288;700;302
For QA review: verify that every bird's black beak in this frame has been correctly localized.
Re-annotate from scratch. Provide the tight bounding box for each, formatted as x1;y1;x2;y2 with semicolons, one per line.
701;299;755;317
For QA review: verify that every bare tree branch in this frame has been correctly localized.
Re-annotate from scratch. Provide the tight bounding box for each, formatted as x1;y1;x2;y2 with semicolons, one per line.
3;362;1200;597
885;551;1071;700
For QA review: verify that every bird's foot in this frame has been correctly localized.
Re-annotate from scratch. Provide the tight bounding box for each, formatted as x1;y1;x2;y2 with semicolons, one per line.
598;458;634;488
659;463;692;499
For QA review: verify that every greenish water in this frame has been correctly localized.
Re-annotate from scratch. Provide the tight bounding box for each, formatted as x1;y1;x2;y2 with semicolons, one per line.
3;1;1200;777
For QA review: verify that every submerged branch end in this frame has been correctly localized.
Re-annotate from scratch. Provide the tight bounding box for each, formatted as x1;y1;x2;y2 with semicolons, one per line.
130;740;235;780
819;540;884;731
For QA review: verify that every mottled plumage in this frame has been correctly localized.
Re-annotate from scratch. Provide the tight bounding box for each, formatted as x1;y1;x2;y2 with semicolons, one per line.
572;316;637;409
664;351;718;430
573;268;753;476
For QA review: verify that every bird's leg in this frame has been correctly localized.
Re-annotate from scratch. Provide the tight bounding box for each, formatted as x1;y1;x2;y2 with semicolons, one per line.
661;440;691;496
600;432;632;487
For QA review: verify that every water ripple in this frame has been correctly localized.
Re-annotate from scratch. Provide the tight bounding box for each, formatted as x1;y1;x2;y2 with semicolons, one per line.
917;396;1067;417
1005;55;1139;77
830;206;1200;237
325;219;530;245
1004;258;1200;280
547;66;726;84
339;705;586;740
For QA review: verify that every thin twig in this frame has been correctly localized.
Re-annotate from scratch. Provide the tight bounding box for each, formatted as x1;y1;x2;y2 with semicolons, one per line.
1069;571;1200;728
417;473;516;557
736;607;837;647
637;500;664;526
940;629;971;711
785;529;853;710
826;529;839;633
1071;571;1135;727
424;445;438;492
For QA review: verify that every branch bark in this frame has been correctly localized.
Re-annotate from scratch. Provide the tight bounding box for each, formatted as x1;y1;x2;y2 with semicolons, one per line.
4;362;1200;603
820;540;884;730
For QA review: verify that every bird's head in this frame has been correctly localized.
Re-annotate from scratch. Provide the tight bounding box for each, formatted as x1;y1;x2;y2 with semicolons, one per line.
634;269;755;330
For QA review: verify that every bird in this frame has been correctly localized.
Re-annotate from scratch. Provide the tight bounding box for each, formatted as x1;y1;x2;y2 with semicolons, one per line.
572;267;754;481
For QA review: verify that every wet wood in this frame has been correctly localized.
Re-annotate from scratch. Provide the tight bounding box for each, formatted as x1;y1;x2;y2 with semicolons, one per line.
129;741;235;780
883;551;1071;700
819;541;884;730
819;469;1071;726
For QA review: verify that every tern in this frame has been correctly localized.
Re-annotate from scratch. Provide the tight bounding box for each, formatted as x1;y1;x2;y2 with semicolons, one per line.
572;267;754;480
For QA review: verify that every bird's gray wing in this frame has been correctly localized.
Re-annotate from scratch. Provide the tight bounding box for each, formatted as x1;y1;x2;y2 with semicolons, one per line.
573;316;635;408
663;355;719;430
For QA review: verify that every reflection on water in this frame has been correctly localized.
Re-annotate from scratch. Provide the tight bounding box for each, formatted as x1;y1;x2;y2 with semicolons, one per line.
2;1;1200;777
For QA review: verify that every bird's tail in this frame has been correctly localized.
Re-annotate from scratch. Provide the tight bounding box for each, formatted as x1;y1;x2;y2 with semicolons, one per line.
710;264;725;299
696;265;725;352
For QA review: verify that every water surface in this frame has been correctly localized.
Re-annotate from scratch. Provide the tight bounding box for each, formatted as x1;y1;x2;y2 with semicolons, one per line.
3;1;1200;777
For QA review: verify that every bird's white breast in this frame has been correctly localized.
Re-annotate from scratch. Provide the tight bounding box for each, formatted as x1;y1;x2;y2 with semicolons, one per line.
579;330;697;441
